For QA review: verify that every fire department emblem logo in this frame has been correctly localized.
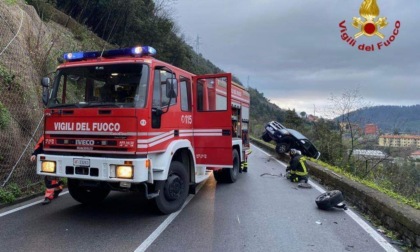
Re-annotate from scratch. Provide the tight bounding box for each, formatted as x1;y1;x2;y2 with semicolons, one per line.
352;0;387;39
338;0;400;52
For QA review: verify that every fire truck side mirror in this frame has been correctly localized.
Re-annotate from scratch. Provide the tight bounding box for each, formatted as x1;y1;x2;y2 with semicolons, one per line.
165;78;177;98
152;107;162;128
41;77;50;105
41;77;50;87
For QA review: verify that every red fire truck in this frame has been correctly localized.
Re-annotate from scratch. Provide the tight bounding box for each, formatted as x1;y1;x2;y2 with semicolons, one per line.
37;46;251;214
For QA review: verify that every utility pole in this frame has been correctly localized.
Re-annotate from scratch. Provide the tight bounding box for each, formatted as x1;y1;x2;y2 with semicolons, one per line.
195;35;201;54
247;76;250;88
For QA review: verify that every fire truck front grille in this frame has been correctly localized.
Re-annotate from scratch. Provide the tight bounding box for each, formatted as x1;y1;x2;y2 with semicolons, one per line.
46;134;135;153
56;139;118;146
66;166;99;177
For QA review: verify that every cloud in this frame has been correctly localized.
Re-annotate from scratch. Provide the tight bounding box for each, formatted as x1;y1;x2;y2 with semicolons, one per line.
173;0;419;115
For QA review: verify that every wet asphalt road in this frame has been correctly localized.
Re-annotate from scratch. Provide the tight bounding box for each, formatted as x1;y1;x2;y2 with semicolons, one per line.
0;145;397;252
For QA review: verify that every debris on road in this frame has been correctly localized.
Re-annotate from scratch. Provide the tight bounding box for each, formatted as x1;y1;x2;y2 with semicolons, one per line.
298;182;312;189
315;190;348;210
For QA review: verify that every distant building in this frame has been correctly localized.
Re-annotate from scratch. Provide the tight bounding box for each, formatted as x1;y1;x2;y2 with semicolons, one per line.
364;124;379;135
352;149;387;159
339;122;362;137
307;114;319;122
410;150;420;159
379;134;420;148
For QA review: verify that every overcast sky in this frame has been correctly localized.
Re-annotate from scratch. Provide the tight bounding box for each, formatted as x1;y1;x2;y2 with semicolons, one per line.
171;0;419;117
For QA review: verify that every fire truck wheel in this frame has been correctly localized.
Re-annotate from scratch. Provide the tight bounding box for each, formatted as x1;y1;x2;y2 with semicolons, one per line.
213;169;225;182
225;149;240;183
68;179;110;205
154;161;189;215
214;149;240;183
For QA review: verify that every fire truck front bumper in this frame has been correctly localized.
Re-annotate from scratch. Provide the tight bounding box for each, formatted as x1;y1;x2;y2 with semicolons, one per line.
36;154;150;183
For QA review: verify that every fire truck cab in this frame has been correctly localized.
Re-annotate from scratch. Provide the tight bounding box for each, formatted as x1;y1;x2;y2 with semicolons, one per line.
38;46;250;214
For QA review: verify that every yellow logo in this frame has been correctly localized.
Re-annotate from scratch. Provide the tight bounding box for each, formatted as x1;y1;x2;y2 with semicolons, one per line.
338;0;401;52
352;0;388;39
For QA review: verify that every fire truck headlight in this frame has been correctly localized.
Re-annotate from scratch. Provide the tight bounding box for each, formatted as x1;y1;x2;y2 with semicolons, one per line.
116;165;133;179
41;161;56;173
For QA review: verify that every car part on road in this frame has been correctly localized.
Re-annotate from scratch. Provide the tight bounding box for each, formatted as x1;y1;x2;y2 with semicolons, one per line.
315;190;347;210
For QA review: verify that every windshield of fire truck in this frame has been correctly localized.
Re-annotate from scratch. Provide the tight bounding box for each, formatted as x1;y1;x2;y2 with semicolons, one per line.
49;63;149;108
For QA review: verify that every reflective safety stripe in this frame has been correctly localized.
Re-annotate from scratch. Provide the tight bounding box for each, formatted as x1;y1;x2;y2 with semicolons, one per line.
240;162;248;170
295;157;308;176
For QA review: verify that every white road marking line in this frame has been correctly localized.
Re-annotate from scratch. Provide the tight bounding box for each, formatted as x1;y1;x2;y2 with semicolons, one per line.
237;215;241;224
252;144;397;252
134;182;206;252
0;191;69;217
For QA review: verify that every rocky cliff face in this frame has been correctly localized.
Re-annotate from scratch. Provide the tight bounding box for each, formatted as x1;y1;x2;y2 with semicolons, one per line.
0;0;93;186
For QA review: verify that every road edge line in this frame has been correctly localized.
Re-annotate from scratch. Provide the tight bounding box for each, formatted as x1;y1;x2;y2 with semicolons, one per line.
0;191;69;217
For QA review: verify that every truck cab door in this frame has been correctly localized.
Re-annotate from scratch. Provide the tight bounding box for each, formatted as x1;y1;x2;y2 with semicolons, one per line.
192;74;232;167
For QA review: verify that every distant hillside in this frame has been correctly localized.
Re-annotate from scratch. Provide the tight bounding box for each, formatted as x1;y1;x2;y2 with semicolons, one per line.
344;105;420;134
249;87;287;135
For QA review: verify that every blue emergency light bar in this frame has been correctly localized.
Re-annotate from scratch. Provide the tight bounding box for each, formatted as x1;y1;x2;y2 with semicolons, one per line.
63;46;157;61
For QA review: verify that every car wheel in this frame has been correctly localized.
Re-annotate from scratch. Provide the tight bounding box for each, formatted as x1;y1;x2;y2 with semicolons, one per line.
261;131;272;142
276;143;289;154
315;190;344;210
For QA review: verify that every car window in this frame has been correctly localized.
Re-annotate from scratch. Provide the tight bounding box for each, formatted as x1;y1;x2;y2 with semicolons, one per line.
287;129;307;140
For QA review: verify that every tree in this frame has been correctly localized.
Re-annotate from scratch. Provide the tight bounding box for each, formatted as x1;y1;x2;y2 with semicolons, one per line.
326;87;372;168
283;109;303;129
311;118;342;164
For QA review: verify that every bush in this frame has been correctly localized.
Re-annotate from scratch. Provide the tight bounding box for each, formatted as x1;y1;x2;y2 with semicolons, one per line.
0;188;15;203
6;183;22;198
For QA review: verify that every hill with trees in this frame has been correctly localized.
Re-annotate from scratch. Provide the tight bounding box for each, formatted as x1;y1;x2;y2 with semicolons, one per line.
343;105;420;134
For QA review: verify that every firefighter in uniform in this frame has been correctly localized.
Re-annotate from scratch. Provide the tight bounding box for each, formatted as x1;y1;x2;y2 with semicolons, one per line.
286;149;309;183
30;135;63;205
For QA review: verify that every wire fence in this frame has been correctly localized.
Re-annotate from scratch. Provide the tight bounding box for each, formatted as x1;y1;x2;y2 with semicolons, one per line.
0;1;50;190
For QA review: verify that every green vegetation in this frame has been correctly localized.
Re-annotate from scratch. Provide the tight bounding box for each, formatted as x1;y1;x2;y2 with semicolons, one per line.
312;159;419;209
0;65;15;86
0;189;15;203
0;102;11;130
0;183;22;204
5;0;17;5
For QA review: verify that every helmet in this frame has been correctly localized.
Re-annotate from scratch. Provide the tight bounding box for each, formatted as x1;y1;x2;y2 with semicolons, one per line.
290;149;301;156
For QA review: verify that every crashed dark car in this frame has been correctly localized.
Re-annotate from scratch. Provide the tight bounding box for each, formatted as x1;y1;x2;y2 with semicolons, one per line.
261;121;320;159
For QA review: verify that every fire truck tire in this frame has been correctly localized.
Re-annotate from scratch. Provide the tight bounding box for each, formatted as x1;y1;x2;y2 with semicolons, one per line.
213;149;239;183
225;149;240;183
154;161;189;215
213;169;225;182
68;179;110;205
315;190;344;210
